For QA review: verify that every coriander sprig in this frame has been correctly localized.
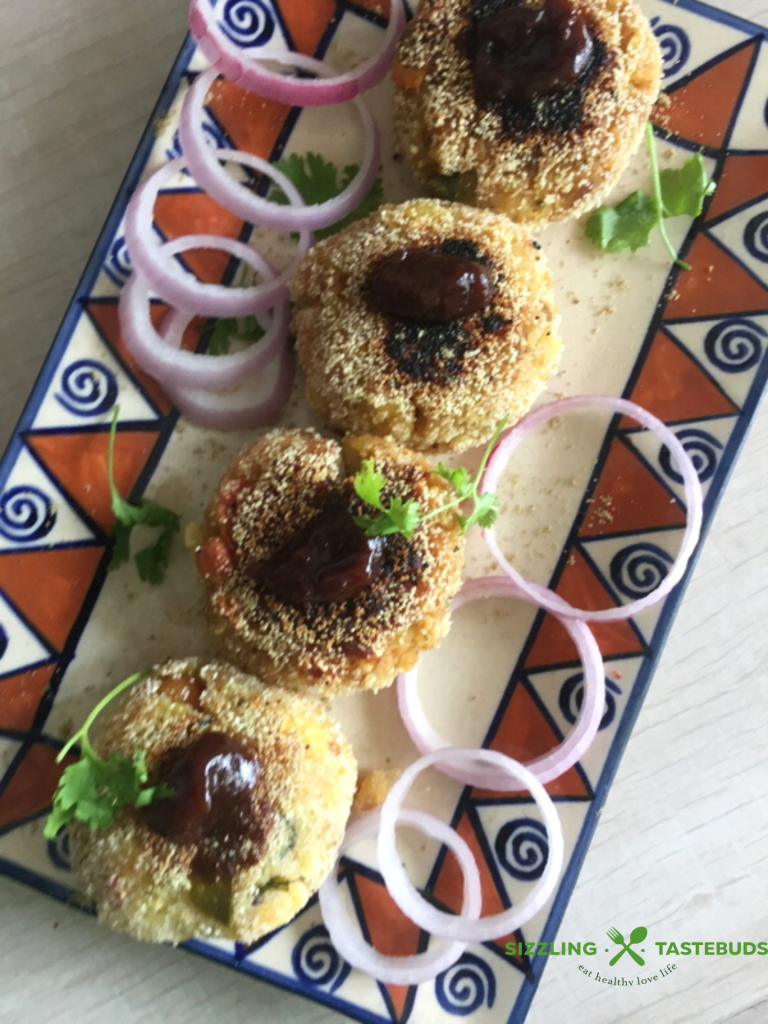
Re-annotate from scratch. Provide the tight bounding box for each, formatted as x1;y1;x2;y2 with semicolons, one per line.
270;151;384;241
585;123;716;269
353;417;508;540
107;406;180;584
44;672;172;838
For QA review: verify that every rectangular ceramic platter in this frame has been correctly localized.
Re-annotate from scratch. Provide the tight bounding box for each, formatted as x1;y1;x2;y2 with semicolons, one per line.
0;1;766;1022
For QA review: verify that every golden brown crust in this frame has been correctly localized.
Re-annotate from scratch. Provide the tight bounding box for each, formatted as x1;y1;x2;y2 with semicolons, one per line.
197;429;465;693
69;658;357;944
393;0;661;224
291;200;561;453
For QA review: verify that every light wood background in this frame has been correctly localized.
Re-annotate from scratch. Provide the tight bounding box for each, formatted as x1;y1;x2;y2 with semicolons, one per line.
1;2;766;1022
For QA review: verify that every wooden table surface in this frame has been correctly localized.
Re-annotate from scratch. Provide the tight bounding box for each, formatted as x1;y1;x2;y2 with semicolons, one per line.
1;2;766;1022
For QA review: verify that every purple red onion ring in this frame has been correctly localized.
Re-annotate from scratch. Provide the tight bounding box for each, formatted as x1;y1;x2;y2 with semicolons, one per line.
179;62;380;232
318;807;481;984
481;396;704;622
124;154;312;315
188;0;406;107
376;749;564;943
398;576;605;787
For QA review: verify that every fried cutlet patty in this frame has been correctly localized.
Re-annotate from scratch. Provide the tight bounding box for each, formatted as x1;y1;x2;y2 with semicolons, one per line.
195;429;465;693
70;658;357;944
393;0;661;224
290;200;561;453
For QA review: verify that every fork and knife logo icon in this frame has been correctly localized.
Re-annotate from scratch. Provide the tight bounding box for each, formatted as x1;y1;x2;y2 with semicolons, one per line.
607;925;648;966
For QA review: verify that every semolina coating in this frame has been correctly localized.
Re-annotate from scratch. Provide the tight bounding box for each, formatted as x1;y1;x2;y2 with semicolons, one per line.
69;658;357;944
291;199;561;453
393;0;662;224
195;429;465;693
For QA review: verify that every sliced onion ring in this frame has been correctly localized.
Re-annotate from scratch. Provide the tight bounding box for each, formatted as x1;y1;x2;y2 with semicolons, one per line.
179;62;380;232
119;262;289;391
124;154;311;315
189;0;406;107
481;396;705;622
159;308;294;430
318;807;480;985
398;576;604;787
377;749;564;944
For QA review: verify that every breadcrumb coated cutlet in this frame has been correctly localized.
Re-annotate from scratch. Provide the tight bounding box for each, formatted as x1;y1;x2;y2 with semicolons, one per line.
196;429;465;693
393;0;662;224
291;200;561;453
70;658;357;944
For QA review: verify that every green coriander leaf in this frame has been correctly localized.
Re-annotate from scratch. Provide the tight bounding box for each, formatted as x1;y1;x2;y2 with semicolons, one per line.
198;314;266;356
106;407;180;584
353;459;387;512
270;152;383;239
463;491;500;531
660;153;716;218
109;521;132;572
436;463;474;501
382;497;421;539
134;523;179;585
585;191;658;254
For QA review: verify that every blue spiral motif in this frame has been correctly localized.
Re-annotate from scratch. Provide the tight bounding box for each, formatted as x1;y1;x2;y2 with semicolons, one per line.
650;17;691;78
0;624;7;661
659;428;723;485
610;543;674;600
495;818;549;882
165;108;229;162
435;953;496;1017
703;318;765;374
103;235;133;287
559;673;621;732
291;924;350;994
0;486;56;543
55;360;118;418
220;0;275;47
744;211;768;264
47;828;72;871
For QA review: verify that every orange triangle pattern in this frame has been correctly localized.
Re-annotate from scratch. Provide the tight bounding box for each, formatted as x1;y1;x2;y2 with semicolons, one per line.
278;0;339;57
0;547;105;653
625;330;739;423
526;550;646;663
0;665;57;732
153;191;247;284
476;683;590;799
27;429;161;534
350;871;421;1022
580;438;686;537
206;79;291;162
663;236;768;320
706;153;768;223
0;743;75;829
659;40;758;149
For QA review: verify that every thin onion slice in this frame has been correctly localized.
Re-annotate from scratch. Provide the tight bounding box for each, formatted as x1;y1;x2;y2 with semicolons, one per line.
179;62;380;232
318;808;480;985
119;262;289;391
189;0;406;107
124;154;311;315
481;396;705;622
377;749;564;944
158;307;294;430
398;576;604;787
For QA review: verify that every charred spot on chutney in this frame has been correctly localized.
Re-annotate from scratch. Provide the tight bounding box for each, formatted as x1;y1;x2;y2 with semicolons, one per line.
367;238;497;385
467;0;607;140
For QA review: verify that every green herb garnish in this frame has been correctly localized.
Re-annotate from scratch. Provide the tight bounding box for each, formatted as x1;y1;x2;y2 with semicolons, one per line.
353;417;507;540
107;406;180;584
197;313;265;357
44;672;172;838
585;123;716;269
270;152;384;241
